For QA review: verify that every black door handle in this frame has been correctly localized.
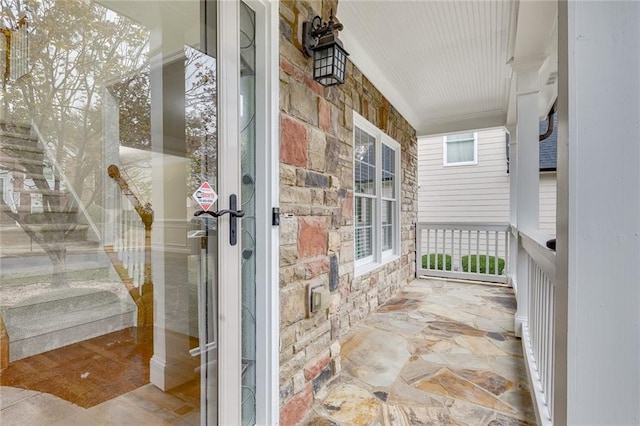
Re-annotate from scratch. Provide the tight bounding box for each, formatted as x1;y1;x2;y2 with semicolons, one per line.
194;194;243;245
194;209;245;218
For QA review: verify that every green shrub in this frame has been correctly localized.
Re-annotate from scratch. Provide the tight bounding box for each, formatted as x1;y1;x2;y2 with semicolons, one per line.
462;254;505;275
422;253;452;271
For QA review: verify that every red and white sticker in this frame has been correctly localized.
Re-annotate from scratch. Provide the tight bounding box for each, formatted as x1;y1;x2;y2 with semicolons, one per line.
193;181;218;211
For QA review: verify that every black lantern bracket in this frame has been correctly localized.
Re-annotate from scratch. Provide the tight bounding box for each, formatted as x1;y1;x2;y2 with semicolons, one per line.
302;9;344;58
302;9;349;87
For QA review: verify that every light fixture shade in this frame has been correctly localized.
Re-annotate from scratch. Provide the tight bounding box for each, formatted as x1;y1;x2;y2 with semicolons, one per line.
313;36;349;87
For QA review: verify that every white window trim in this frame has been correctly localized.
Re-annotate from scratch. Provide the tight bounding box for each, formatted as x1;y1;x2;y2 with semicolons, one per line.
443;132;478;167
353;111;401;276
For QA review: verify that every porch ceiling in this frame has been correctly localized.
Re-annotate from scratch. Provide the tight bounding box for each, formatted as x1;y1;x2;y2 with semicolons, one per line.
338;0;558;136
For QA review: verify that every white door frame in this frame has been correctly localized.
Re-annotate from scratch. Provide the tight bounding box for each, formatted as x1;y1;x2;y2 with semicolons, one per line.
246;0;280;425
216;0;242;422
217;0;279;424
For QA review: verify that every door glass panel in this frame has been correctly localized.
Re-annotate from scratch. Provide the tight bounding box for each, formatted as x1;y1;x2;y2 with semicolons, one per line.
0;0;223;424
239;2;257;424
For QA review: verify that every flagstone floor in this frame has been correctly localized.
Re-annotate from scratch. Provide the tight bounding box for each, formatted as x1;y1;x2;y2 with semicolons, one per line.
300;278;536;426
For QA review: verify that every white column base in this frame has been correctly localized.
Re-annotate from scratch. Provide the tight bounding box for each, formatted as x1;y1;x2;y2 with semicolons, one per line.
514;315;525;338
150;354;197;391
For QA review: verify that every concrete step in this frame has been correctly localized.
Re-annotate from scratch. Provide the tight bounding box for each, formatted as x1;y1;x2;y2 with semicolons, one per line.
0;287;137;361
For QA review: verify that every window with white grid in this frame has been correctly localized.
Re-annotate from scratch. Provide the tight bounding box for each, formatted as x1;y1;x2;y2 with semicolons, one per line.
443;132;477;166
353;112;400;273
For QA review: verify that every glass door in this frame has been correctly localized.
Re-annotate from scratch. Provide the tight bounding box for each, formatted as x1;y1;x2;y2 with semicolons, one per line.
239;2;257;424
187;2;258;424
0;0;257;424
153;1;257;424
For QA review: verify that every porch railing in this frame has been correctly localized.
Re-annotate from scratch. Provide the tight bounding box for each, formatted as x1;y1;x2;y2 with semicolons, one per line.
416;222;510;283
518;230;558;425
105;164;153;327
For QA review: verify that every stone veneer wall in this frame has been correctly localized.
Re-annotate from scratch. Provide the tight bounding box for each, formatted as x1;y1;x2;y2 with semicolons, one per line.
278;1;418;424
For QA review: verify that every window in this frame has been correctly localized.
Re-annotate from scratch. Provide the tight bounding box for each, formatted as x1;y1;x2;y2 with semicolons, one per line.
353;112;400;272
444;132;477;166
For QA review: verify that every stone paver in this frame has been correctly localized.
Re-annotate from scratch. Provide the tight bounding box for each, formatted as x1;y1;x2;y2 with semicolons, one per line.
301;279;536;425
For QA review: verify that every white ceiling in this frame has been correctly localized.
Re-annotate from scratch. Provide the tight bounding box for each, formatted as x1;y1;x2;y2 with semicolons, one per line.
338;0;558;136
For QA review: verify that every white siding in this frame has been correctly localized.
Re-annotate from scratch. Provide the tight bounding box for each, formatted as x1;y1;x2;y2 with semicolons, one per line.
418;128;510;223
418;128;557;238
539;172;557;237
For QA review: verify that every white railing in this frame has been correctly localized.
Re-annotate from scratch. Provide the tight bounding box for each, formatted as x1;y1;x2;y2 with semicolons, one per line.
105;165;153;291
416;222;510;283
112;194;146;287
518;230;558;425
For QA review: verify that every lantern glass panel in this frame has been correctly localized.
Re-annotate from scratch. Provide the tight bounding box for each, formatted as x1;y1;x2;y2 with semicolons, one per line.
313;42;347;86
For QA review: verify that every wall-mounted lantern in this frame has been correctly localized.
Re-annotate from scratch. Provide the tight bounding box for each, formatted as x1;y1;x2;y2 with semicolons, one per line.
302;10;349;87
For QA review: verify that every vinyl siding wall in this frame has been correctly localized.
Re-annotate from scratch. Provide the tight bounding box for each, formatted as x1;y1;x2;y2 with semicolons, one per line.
418;128;510;223
539;172;557;236
418;128;557;237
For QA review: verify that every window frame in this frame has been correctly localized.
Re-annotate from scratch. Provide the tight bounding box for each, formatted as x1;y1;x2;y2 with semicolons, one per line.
353;112;401;275
443;132;478;167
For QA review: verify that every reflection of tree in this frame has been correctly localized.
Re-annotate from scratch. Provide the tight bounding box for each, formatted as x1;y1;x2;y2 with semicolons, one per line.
0;0;149;286
109;72;151;151
2;0;149;200
110;45;219;201
185;46;217;195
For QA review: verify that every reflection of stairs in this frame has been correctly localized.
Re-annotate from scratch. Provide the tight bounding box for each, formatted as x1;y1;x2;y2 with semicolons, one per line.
0;287;136;361
0;122;88;251
0;122;136;367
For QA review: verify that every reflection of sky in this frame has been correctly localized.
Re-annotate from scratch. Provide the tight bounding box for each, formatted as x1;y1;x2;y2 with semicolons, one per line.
184;45;216;134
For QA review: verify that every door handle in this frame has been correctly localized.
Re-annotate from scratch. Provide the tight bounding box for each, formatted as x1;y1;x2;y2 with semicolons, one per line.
194;194;244;245
194;209;245;218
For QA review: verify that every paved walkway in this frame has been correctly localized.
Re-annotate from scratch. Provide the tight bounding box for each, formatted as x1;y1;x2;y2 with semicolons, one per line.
301;279;535;425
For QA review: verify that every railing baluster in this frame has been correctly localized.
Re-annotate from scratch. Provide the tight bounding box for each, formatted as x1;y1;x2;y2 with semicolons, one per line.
548;281;555;418
107;164;154;327
467;229;471;274
425;227;430;270
532;260;538;367
543;270;548;380
114;192;120;254
484;231;489;275
440;228;444;270
450;229;454;271
457;228;462;272
493;232;500;275
134;221;140;287
434;229;439;271
539;265;545;388
504;230;509;277
415;223;510;283
476;231;480;276
515;228;558;424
